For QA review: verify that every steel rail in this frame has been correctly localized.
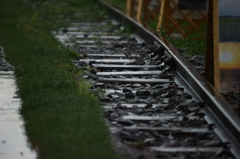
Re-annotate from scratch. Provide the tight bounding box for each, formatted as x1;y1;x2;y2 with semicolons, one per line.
97;0;240;158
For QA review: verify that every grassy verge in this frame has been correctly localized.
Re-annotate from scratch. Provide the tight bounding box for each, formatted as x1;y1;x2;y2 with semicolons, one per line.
0;0;119;159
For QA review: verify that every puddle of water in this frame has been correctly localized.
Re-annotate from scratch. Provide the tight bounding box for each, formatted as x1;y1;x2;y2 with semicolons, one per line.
0;71;37;159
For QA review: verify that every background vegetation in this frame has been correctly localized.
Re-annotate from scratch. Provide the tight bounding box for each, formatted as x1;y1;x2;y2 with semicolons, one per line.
106;0;207;56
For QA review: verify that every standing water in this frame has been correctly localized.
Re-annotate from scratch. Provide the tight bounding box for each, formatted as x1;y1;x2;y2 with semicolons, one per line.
0;47;37;159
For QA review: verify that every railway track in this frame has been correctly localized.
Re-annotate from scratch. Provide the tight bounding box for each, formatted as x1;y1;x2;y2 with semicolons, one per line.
53;1;240;158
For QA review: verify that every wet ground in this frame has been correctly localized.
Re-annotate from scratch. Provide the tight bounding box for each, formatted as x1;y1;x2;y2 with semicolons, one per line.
0;48;37;159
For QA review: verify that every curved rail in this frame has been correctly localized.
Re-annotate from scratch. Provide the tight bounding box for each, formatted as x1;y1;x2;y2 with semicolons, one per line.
98;0;240;158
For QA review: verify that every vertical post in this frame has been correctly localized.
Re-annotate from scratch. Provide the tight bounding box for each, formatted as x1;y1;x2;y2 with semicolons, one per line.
205;0;220;91
137;0;143;24
157;0;165;30
126;0;131;17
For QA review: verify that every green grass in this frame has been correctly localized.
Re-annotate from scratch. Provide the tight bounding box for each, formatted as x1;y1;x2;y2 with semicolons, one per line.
157;21;207;56
0;0;120;159
106;0;126;12
158;27;207;56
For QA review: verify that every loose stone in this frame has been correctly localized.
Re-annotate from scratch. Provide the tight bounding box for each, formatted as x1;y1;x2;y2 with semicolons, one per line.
125;92;135;99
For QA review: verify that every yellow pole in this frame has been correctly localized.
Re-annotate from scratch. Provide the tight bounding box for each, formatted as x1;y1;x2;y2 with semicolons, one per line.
126;0;131;17
137;0;143;24
157;0;165;30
